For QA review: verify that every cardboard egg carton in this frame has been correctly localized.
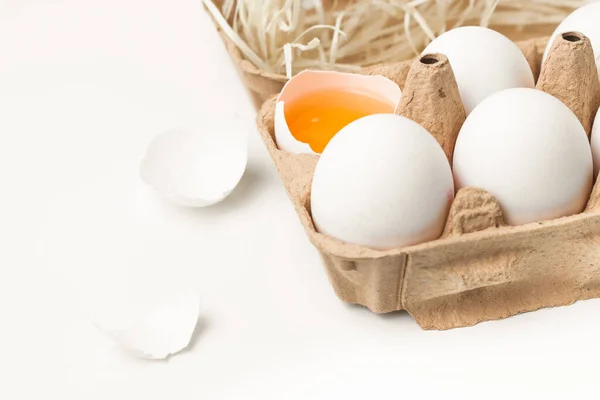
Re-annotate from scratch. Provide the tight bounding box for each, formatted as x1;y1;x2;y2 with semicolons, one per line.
251;33;600;330
204;0;600;330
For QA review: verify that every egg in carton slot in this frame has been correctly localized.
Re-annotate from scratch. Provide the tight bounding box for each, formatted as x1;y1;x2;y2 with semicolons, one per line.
255;30;600;330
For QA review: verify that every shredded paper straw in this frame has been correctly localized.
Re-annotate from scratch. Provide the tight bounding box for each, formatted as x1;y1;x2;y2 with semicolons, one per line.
204;0;592;79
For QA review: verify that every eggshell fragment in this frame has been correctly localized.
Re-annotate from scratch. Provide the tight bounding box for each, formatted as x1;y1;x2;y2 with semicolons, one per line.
96;292;202;360
543;2;600;79
422;26;534;114
140;124;247;207
453;88;593;226
310;114;453;250
274;70;402;154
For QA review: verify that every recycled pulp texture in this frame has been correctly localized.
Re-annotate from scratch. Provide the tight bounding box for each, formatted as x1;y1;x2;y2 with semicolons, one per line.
396;53;465;163
536;31;600;136
256;36;600;330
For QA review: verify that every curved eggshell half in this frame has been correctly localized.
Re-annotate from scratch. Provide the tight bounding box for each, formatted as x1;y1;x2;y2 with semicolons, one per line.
140;124;247;207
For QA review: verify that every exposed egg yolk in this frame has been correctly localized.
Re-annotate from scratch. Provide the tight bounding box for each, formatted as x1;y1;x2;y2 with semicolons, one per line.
284;89;395;153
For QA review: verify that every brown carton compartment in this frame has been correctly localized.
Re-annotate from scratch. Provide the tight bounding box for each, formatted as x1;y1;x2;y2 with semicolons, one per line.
254;35;600;330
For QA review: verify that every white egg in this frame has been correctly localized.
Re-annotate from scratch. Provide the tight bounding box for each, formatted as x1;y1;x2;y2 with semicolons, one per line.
310;114;454;250
422;27;534;114
543;2;600;78
453;88;593;225
592;107;600;179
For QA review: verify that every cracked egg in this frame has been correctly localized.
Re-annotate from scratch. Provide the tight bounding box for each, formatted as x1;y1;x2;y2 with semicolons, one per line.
274;70;402;154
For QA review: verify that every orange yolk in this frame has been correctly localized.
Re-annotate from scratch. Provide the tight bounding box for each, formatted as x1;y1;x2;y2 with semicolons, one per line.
283;89;395;153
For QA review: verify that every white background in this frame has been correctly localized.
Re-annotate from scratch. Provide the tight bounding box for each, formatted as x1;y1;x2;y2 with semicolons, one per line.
1;0;600;398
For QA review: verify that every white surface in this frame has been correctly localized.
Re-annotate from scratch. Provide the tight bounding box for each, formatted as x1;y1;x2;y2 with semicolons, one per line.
2;1;600;399
311;114;453;249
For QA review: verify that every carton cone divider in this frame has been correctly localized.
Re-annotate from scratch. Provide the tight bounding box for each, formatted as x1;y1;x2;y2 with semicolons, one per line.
537;31;600;137
585;176;600;212
396;53;466;163
443;188;506;237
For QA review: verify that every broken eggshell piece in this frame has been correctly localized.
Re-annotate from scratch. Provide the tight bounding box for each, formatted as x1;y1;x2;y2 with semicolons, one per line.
95;291;202;360
140;124;247;207
274;70;402;154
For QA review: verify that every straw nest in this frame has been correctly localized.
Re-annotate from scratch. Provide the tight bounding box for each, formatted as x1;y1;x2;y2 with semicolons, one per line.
204;0;590;79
